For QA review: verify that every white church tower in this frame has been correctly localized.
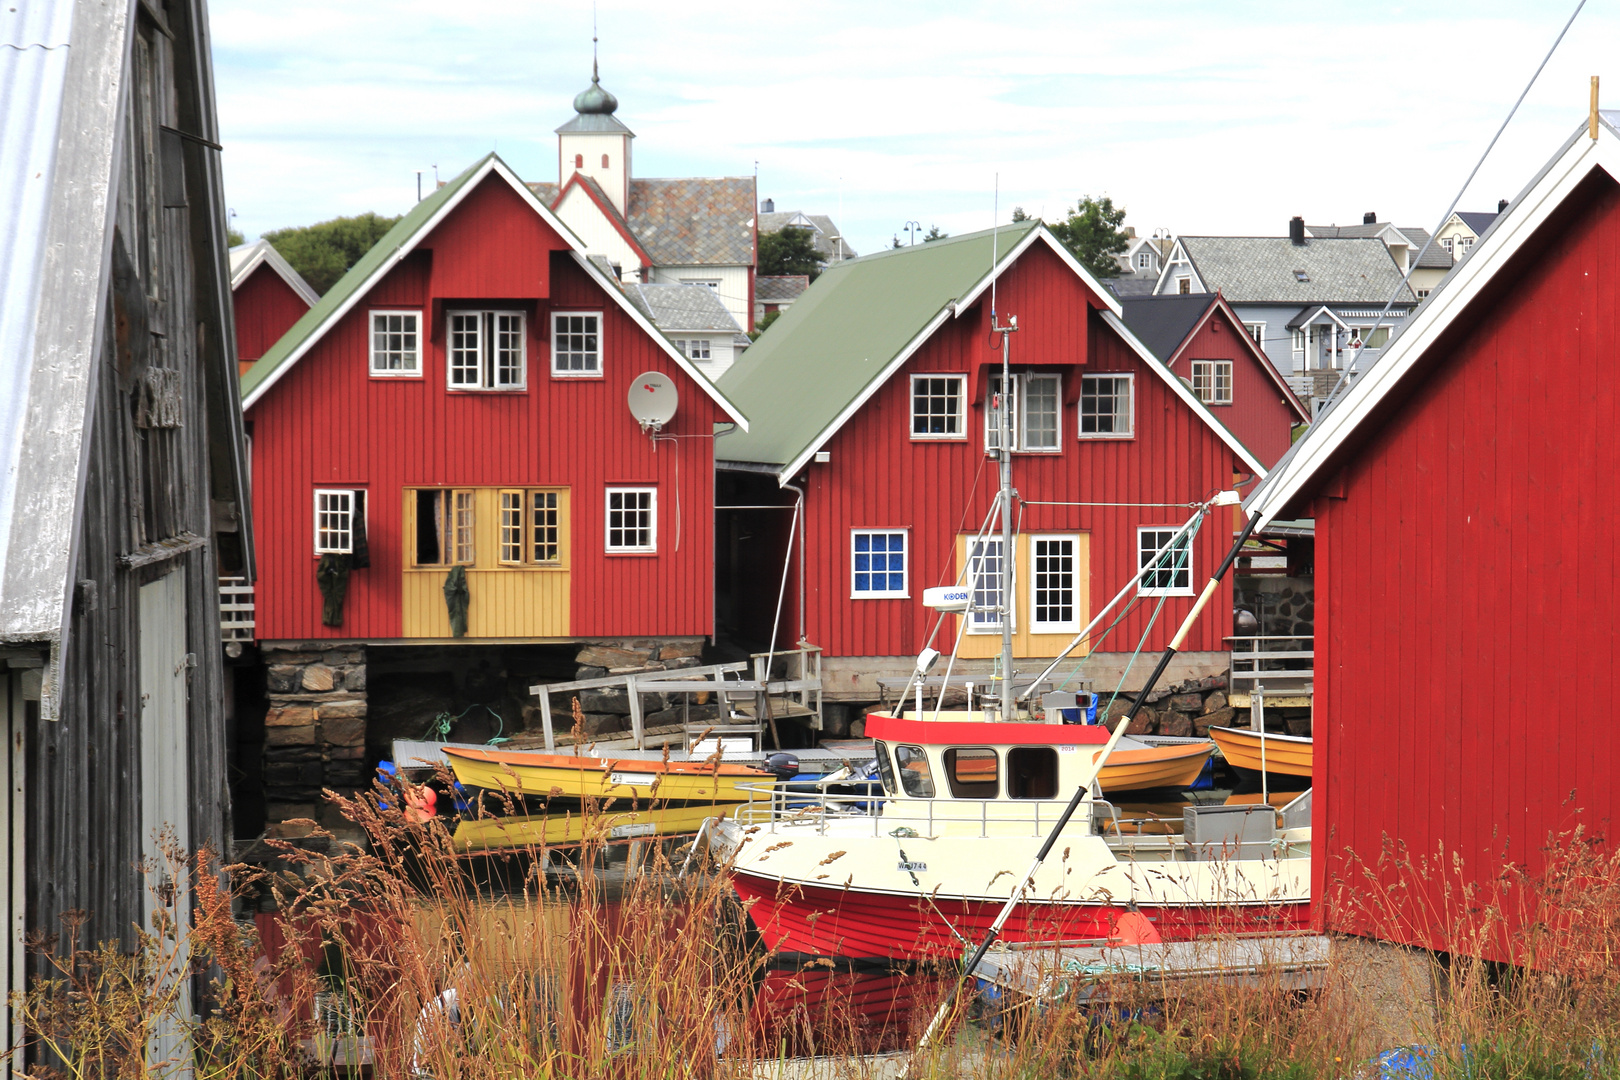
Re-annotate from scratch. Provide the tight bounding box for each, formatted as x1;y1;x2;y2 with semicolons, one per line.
556;58;632;215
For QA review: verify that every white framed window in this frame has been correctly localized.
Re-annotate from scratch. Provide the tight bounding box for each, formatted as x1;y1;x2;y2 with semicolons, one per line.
1138;527;1193;596
851;529;908;598
552;312;601;376
1030;535;1080;634
986;373;1060;451
1177;277;1191;294
314;489;364;554
1191;360;1233;405
679;339;711;360
1243;322;1265;346
911;374;965;438
370;311;421;375
412;489;475;565
1291;329;1307;354
967;536;1011;633
1457;237;1474;254
1415;289;1431;299
1136;251;1152;270
447;310;525;389
606;488;656;553
1078;373;1133;438
1441;237;1454;255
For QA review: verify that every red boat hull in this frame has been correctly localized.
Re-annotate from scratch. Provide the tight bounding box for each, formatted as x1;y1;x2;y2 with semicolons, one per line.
733;872;1311;960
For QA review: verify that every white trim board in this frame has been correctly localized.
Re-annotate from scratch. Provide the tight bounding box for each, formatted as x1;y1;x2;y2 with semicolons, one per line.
229;240;319;307
1245;123;1619;528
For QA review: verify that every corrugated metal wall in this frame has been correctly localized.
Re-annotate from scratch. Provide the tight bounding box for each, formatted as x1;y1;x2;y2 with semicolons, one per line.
1313;172;1620;955
793;243;1241;661
247;174;721;642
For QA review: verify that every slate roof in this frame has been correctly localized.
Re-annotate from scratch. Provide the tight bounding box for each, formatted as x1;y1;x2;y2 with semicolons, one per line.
1455;211;1500;235
627;178;755;266
625;283;746;334
1105;277;1160;299
757;211;858;260
1118;293;1218;361
1304;222;1452;270
757;275;809;303
1177;236;1416;305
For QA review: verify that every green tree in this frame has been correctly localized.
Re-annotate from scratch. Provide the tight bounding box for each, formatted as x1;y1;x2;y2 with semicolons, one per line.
923;224;948;242
226;226;245;247
757;226;826;279
750;309;783;340
262;211;401;296
1010;207;1030;223
1048;195;1129;279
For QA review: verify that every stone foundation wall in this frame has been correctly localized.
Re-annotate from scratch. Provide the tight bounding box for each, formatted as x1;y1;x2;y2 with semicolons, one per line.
261;641;367;824
544;638;719;738
1098;674;1236;737
1234;575;1314;638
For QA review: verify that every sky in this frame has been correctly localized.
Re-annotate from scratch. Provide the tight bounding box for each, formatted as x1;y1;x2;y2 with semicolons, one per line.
213;0;1619;256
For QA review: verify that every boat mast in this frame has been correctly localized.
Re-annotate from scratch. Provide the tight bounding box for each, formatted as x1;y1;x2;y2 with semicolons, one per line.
993;313;1017;720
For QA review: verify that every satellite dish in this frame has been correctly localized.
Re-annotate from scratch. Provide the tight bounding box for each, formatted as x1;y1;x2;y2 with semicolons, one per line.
628;371;679;433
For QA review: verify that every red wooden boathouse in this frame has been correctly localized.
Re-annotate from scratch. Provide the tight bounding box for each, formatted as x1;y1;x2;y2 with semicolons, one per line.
230;239;318;375
1246;116;1620;955
716;222;1267;708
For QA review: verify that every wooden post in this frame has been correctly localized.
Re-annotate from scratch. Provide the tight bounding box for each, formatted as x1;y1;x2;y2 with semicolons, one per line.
626;674;644;749
536;690;556;751
1592;75;1601;141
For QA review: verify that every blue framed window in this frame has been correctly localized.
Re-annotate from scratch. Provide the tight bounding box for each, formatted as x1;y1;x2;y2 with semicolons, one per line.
852;530;908;597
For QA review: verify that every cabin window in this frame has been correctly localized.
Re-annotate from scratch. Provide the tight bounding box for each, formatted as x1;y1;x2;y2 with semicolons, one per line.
911;374;965;438
498;489;564;565
851;530;907;597
552;312;601;376
414;489;476;566
943;748;999;799
1078;374;1133;438
1007;747;1058;799
1243;322;1265;346
314;489;365;554
606;488;656;553
967;536;1010;633
370;311;421;375
1191;360;1233;405
893;745;935;798
1138;527;1193;596
986;373;1060;452
448;310;526;390
1030;535;1080;634
874;741;898;796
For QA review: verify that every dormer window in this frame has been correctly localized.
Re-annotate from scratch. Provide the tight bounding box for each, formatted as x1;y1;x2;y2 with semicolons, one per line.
1293;269;1310;282
448;310;526;390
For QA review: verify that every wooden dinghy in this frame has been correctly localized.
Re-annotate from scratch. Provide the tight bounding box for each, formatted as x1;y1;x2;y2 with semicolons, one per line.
443;746;773;803
1208;725;1312;778
1093;742;1215;793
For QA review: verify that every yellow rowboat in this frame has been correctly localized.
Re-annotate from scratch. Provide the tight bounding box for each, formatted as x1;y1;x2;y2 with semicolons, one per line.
443;747;773;803
453;803;732;851
1091;742;1215;792
1208;725;1313;778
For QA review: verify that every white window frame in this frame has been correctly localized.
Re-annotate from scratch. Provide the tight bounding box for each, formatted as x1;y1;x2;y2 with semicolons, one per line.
850;529;909;599
314;489;363;554
605;487;656;553
552;311;603;377
967;536;1013;634
985;373;1061;452
1191;360;1233;405
910;373;966;440
369;310;422;376
1136;251;1151;270
1029;534;1081;634
679;278;721;290
446;309;527;390
686;338;711;361
1243;322;1265;347
1137;527;1194;597
985;373;1018;453
1077;373;1134;439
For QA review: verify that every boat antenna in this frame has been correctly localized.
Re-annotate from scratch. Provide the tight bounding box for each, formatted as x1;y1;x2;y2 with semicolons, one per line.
988;174;1018;723
914;501;1262;1059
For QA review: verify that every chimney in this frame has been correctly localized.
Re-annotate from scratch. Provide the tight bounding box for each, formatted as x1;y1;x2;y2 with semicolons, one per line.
1125;226;1137;239
1498;198;1509;212
762;197;775;213
1289;216;1305;245
1363;211;1377;225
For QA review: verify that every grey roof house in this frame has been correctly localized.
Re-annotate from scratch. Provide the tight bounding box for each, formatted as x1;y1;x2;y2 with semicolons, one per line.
1306;213;1453;296
625;282;752;379
757;203;858;263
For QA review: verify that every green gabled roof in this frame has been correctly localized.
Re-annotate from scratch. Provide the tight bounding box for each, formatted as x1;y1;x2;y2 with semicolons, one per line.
717;221;1044;471
239;154;492;403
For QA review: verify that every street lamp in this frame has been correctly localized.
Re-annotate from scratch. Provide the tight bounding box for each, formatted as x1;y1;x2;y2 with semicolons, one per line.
903;221;922;245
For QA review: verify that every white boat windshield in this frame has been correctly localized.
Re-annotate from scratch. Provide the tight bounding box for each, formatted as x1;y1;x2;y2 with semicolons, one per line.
893;744;935;797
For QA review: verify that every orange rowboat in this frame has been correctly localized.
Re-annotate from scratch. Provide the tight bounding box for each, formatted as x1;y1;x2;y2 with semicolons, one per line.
1208;725;1313;778
1091;742;1215;793
443;747;772;803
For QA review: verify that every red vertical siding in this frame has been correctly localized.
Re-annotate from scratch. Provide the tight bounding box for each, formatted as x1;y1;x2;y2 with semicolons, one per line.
1312;173;1620;955
1167;305;1303;469
800;244;1241;660
246;173;720;641
233;263;311;365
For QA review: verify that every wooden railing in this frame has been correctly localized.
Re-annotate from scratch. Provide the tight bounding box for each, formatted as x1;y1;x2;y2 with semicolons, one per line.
219;576;254;643
1226;635;1313;699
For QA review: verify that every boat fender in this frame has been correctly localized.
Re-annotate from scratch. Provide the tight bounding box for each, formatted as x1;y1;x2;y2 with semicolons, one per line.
1107;905;1162;946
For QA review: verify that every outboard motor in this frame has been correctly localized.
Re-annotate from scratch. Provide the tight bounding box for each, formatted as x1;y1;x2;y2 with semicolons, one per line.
764;752;800;782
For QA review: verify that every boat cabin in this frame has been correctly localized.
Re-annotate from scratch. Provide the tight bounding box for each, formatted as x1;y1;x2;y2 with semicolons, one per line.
867;713;1108;805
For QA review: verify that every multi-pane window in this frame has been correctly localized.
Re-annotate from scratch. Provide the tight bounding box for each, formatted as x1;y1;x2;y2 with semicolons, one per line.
1244;322;1265;346
674;339;711;361
553;312;601;375
606;488;656;552
911;374;964;437
370;311;421;375
967;537;1010;632
448;310;525;389
1136;251;1152;269
498;489;563;565
314;489;364;554
1030;535;1079;633
1191;360;1233;405
414;489;476;565
1138;527;1193;596
986;374;1060;451
1079;374;1133;438
851;530;907;597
